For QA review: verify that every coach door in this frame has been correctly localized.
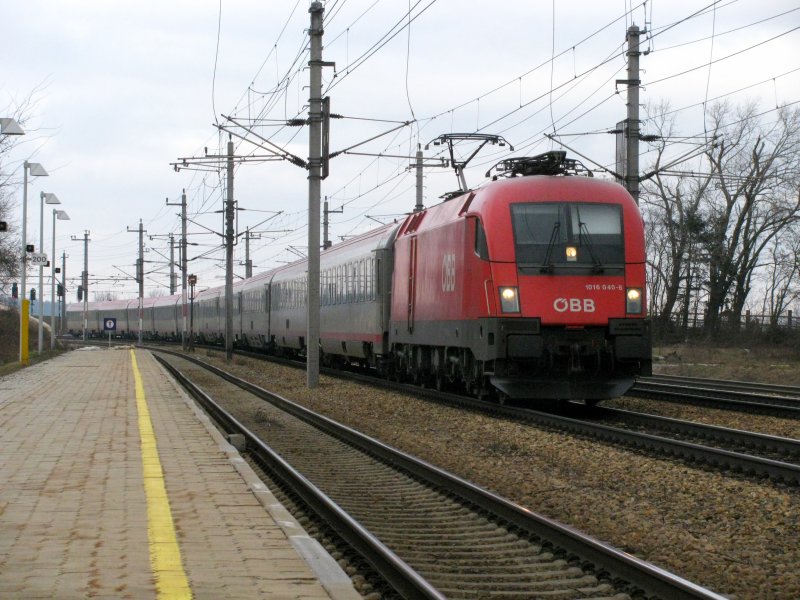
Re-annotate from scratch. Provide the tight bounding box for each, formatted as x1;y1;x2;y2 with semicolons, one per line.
407;236;417;333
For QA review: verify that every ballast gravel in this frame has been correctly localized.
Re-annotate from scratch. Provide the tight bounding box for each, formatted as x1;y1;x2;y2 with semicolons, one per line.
195;353;800;600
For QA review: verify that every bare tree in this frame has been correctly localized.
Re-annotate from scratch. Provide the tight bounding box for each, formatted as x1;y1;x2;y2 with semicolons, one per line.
0;193;18;288
641;101;712;335
93;291;118;302
0;87;45;295
643;214;668;320
702;102;800;334
759;228;800;330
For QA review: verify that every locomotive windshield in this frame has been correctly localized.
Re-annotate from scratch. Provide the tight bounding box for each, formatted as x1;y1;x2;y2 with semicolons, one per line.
511;202;624;271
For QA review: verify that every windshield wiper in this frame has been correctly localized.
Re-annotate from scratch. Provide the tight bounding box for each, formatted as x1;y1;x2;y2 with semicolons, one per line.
540;221;560;273
579;221;604;273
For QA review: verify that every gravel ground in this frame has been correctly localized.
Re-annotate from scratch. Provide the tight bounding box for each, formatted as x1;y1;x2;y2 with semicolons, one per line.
193;352;800;600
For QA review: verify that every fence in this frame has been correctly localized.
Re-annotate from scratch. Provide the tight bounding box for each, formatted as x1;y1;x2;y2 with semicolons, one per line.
651;308;800;343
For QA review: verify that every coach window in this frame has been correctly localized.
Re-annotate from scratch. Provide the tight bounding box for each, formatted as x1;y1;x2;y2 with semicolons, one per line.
366;257;374;300
358;259;367;302
351;262;358;302
354;261;360;302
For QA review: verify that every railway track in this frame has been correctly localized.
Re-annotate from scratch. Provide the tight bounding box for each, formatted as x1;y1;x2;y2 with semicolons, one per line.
631;375;800;416
573;405;800;482
152;349;723;600
417;389;800;485
641;374;800;397
319;365;800;485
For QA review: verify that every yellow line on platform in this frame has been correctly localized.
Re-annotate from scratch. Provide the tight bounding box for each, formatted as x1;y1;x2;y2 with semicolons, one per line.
131;349;193;600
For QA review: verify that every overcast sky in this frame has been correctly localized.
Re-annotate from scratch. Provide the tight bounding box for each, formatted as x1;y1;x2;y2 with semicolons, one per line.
3;0;799;299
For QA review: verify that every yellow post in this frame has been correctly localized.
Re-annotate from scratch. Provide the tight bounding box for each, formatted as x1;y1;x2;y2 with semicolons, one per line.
20;299;30;365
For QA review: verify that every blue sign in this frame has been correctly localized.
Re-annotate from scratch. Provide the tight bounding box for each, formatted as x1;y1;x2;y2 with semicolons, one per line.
103;318;117;331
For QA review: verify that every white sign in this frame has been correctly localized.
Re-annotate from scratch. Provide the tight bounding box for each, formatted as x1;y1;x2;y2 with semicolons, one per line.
29;253;48;265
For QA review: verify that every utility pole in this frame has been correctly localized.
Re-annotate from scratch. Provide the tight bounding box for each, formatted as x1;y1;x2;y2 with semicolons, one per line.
322;200;330;250
407;144;448;212
243;227;261;278
188;273;197;351
167;190;189;349
307;1;325;388
322;197;343;250
128;220;145;345
181;190;188;350
173;146;277;358
625;24;641;204
168;233;176;294
225;137;235;361
415;144;424;212
71;231;91;341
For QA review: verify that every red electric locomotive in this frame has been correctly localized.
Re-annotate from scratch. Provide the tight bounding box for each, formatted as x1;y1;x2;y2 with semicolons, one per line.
389;151;651;402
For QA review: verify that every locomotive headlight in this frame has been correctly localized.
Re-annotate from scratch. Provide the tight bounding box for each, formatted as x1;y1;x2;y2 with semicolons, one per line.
499;286;520;313
626;287;643;314
565;246;578;261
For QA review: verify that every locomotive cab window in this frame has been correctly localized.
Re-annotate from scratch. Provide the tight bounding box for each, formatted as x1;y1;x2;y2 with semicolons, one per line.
472;217;490;260
511;202;624;272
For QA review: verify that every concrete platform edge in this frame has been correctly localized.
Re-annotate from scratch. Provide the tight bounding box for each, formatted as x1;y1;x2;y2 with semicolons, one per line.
153;352;361;600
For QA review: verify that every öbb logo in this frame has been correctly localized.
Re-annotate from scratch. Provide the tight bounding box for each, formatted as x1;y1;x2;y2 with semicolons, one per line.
442;253;456;292
553;298;596;313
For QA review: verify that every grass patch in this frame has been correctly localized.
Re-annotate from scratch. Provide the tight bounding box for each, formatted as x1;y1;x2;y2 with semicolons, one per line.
0;307;67;376
653;342;800;385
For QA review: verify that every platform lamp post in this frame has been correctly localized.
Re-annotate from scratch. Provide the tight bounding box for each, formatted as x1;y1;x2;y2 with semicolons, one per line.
38;192;60;353
18;161;48;364
50;209;70;349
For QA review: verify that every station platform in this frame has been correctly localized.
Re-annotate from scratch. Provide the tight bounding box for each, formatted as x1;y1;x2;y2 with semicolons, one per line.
0;346;361;600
